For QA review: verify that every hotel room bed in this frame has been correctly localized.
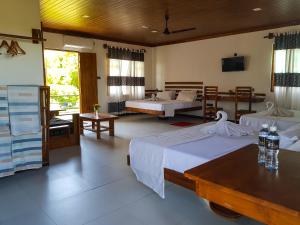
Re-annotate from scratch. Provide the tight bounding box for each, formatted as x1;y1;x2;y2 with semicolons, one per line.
125;81;203;117
128;122;256;198
125;99;202;117
240;110;300;131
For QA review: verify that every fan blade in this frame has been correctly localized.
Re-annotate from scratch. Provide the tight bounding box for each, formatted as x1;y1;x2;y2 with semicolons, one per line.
171;27;196;34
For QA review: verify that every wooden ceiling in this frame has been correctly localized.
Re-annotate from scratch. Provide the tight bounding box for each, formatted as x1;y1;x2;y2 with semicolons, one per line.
40;0;300;47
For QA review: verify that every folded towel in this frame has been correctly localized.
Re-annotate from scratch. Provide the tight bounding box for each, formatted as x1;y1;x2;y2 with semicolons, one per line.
0;135;14;178
12;132;42;172
8;86;41;135
0;86;10;136
265;101;294;117
204;111;254;137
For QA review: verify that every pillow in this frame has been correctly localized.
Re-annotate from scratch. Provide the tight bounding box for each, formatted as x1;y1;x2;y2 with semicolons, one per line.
286;140;300;152
156;91;175;100
176;91;197;101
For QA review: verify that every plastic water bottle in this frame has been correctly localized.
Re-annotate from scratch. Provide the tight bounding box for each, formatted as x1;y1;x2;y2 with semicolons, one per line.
258;124;269;165
265;126;280;171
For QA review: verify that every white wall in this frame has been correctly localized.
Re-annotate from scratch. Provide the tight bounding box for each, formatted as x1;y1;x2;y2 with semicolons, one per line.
0;0;43;85
154;25;300;119
44;32;154;112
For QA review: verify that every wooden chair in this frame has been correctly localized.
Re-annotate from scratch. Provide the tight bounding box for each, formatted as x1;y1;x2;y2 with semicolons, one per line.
235;87;256;123
203;86;223;121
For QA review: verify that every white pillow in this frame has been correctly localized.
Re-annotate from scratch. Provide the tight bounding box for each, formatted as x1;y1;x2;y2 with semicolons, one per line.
176;91;197;101
286;140;300;152
156;91;175;100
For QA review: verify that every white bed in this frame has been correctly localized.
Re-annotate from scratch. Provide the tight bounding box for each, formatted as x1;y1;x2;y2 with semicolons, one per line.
240;110;300;131
125;99;202;117
129;122;256;198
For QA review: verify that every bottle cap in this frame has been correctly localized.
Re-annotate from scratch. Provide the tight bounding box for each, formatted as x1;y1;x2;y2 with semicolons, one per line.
262;124;269;129
270;126;277;132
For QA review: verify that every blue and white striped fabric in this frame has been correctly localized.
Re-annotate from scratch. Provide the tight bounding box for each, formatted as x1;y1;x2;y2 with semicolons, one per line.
12;132;42;171
0;135;14;178
0;86;10;136
8;86;41;136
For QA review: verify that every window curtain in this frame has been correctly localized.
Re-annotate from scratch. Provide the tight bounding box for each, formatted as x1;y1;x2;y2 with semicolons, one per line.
274;32;300;110
107;47;145;114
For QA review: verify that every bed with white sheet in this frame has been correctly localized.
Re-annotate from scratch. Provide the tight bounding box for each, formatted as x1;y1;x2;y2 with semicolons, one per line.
125;99;202;117
125;81;203;117
240;110;300;131
129;118;257;198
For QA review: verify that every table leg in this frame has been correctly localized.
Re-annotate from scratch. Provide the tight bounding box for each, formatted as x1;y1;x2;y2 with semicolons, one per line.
97;121;101;139
109;119;114;136
79;118;84;135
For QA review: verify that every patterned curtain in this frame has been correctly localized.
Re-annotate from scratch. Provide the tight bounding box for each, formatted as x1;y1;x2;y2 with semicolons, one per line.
107;47;145;114
274;32;300;110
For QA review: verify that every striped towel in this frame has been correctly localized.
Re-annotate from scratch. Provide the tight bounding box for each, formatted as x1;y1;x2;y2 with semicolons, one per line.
12;132;42;172
0;86;10;136
8;86;41;136
0;135;14;178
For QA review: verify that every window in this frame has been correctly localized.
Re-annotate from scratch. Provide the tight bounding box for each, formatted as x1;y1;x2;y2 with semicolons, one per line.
106;47;145;114
271;32;300;110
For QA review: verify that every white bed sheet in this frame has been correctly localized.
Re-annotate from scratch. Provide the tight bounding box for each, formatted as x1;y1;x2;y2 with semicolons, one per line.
125;100;201;117
164;135;256;173
240;110;300;131
129;123;256;198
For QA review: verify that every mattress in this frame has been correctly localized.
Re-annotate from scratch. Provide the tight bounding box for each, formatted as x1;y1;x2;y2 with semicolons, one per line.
240;110;300;131
125;100;201;117
129;123;256;198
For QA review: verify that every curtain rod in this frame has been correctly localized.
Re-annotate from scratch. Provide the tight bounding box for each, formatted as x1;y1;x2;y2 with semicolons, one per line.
264;33;275;39
0;30;46;43
103;43;146;53
264;31;300;39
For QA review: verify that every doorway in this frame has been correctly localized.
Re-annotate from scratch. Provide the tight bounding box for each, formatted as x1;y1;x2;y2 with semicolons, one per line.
44;49;80;114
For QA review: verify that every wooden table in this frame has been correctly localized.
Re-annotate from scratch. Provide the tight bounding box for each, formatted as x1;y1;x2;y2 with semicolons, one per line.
184;144;300;225
79;113;118;139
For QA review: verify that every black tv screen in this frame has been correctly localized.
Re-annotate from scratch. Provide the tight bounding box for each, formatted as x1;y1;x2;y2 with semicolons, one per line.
222;56;245;72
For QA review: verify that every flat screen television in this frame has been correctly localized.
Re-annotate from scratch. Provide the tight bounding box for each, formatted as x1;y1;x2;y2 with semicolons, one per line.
222;56;245;72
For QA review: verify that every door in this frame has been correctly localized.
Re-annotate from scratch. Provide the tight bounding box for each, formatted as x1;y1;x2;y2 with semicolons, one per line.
79;53;98;113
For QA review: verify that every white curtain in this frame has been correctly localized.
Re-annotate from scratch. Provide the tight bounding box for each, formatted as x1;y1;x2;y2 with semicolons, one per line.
109;59;145;100
274;49;300;110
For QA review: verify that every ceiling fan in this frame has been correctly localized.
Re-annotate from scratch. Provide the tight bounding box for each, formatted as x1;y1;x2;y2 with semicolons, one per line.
162;14;196;35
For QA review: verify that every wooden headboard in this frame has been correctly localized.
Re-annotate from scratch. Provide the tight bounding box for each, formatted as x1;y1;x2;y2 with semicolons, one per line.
164;82;203;101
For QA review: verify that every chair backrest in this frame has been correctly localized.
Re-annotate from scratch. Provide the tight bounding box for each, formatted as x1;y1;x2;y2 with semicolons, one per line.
204;86;218;108
235;86;253;111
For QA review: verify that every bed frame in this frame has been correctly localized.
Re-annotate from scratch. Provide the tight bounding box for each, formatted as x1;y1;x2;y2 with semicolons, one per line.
125;82;203;116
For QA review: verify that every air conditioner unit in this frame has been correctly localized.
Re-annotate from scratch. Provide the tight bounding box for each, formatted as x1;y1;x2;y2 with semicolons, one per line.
63;36;95;50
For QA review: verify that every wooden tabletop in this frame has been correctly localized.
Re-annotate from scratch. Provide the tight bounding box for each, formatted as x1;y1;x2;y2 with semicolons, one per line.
184;144;300;224
79;113;118;121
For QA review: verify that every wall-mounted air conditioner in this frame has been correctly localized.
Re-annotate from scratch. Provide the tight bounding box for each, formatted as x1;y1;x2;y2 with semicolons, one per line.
63;35;95;50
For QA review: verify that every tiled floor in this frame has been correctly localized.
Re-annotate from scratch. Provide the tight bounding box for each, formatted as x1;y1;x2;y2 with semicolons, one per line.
0;115;263;225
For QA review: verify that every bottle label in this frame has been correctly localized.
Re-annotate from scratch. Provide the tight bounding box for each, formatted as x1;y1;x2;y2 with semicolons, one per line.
267;139;279;150
259;136;267;146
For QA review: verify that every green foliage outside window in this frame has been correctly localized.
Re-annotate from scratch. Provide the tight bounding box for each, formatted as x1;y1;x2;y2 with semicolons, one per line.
44;50;80;112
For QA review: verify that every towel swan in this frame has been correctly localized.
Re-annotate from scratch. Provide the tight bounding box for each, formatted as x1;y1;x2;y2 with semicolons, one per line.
265;101;294;117
205;111;254;136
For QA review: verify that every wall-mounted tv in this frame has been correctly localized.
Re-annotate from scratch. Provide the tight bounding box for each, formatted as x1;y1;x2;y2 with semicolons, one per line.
222;56;245;72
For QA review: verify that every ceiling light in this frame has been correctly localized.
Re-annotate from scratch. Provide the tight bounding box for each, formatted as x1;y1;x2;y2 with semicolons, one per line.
252;8;262;12
141;25;149;29
82;15;90;18
151;30;158;33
